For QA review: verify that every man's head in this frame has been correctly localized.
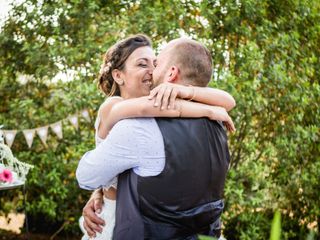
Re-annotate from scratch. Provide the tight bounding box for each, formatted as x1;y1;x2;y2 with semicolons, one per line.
153;38;212;87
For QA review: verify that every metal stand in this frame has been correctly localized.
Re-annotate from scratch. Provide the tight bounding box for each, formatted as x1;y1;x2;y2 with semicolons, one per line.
22;183;30;240
0;182;30;240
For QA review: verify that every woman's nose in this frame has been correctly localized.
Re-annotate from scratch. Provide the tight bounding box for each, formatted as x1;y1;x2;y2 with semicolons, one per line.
148;66;154;75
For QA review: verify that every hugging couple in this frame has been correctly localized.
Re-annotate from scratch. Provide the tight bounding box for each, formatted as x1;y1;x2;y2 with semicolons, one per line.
76;34;235;240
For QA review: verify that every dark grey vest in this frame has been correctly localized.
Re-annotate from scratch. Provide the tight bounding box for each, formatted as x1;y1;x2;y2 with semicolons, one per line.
113;118;230;240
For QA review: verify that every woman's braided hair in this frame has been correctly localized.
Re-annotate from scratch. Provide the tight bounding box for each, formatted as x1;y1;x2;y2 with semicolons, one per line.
98;34;152;96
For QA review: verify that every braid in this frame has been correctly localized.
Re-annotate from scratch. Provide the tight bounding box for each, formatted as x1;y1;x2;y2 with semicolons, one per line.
98;46;120;96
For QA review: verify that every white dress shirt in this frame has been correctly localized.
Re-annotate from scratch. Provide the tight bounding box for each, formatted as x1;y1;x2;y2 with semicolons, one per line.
76;118;165;190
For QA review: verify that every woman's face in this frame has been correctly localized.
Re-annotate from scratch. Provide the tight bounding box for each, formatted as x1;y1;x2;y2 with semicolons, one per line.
119;46;156;99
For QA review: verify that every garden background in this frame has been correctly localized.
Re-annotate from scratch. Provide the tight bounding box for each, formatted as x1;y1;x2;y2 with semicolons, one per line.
0;0;319;239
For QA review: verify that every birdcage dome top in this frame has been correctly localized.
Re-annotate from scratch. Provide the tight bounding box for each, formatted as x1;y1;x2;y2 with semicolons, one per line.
0;129;33;187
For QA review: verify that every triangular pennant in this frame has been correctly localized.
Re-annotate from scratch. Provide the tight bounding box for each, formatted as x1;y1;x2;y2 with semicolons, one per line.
22;129;36;148
50;121;63;139
36;126;49;147
3;130;17;148
68;114;79;130
81;109;91;122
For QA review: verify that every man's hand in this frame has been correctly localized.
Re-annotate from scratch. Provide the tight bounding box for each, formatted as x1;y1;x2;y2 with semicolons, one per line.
82;189;105;238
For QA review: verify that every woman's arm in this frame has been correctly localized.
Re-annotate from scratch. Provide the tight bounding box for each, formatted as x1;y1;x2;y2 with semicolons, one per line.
149;83;236;111
104;96;235;134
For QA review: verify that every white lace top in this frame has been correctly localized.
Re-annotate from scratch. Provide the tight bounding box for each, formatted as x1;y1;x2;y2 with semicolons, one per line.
94;115;118;189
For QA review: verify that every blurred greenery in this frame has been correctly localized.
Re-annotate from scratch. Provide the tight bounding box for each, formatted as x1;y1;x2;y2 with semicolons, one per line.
0;0;319;239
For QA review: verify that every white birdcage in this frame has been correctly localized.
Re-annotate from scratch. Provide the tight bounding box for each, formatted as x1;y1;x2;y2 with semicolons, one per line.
0;128;34;185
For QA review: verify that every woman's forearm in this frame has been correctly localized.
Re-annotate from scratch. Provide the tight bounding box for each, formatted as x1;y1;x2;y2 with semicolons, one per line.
178;100;211;118
186;86;236;111
179;100;235;131
149;83;236;111
105;97;180;132
105;96;231;133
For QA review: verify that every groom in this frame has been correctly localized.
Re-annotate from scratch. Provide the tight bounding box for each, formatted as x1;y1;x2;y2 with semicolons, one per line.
77;38;231;239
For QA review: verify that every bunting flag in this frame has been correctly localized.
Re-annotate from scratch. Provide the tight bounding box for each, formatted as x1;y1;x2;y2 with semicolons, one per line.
3;130;17;148
81;109;91;122
68;114;79;130
2;108;91;149
36;126;49;147
22;129;36;148
50;121;63;139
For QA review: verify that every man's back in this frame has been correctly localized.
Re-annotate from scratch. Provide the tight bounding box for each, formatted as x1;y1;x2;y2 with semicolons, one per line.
114;118;230;239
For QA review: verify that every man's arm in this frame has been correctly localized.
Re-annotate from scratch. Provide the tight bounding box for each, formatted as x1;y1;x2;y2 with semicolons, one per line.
76;119;141;190
79;118;165;237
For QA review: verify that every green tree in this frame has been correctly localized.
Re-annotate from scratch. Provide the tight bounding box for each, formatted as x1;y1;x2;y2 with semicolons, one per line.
0;0;319;238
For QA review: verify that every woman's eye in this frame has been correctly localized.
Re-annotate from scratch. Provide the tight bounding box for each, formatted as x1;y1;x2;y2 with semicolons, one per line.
139;63;147;67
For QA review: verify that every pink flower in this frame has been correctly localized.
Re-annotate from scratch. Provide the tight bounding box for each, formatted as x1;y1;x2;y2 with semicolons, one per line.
0;169;13;183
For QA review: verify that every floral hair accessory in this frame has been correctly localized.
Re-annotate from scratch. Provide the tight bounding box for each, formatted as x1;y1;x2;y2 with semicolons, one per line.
99;61;113;75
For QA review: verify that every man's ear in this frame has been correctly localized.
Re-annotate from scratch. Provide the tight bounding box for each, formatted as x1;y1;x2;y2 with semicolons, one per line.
167;66;179;83
111;69;124;85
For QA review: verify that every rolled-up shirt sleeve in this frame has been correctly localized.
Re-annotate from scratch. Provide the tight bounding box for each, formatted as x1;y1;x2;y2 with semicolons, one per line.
76;119;140;190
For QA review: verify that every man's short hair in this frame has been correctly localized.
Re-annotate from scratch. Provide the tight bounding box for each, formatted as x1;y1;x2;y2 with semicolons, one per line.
169;39;212;87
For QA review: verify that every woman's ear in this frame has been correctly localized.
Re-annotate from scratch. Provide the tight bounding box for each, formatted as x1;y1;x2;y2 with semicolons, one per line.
112;69;124;85
167;66;179;83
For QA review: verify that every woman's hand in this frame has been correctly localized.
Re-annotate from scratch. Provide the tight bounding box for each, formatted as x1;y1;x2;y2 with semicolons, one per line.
82;189;105;237
149;83;236;112
148;83;191;110
209;106;236;132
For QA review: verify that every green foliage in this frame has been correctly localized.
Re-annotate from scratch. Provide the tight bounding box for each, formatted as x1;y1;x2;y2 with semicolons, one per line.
0;0;319;238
